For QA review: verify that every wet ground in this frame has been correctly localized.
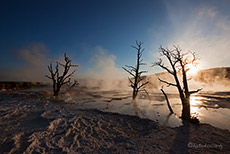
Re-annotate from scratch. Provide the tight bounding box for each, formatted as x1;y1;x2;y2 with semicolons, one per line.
0;89;230;153
60;88;230;131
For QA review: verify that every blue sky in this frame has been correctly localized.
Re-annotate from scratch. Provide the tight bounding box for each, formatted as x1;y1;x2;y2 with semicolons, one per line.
0;0;230;81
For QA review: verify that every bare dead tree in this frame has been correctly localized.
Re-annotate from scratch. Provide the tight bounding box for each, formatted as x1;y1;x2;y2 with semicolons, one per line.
154;46;202;121
45;53;79;96
122;41;149;100
160;86;174;114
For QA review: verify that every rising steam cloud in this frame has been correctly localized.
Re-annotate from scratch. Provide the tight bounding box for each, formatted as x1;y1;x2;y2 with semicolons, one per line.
0;43;50;82
82;46;129;91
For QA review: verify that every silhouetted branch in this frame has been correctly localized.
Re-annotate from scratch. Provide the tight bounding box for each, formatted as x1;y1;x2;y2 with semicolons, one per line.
45;75;52;79
128;77;134;85
160;86;174;114
45;53;78;96
158;78;177;87
62;70;76;83
122;67;135;77
137;81;149;90
155;59;174;75
189;88;202;95
123;41;148;100
154;45;202;121
138;71;148;75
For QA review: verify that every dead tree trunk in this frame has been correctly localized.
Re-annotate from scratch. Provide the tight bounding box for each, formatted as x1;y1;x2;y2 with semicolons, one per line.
155;46;202;121
160;87;174;114
122;41;149;100
45;53;78;97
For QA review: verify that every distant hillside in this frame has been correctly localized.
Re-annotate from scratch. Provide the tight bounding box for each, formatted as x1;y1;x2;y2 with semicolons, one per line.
194;67;230;83
82;67;230;92
143;67;230;92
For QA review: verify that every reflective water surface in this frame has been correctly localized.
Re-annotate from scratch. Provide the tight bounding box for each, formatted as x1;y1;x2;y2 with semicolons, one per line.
64;90;230;130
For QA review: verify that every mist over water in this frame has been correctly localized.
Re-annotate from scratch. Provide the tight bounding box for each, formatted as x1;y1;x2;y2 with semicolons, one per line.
0;42;229;131
59;86;230;131
79;66;230;93
52;65;230;130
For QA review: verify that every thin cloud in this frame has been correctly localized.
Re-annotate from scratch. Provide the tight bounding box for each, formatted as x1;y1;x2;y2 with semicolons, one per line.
165;2;230;69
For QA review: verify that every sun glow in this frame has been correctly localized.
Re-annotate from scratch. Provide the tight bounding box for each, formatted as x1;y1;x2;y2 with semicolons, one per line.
190;96;203;116
186;63;199;76
190;96;202;106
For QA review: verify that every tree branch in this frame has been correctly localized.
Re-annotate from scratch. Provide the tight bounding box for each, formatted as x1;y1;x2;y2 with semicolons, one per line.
160;86;174;113
45;53;78;96
137;81;149;90
122;67;135;77
155;59;174;75
158;78;177;87
189;88;202;95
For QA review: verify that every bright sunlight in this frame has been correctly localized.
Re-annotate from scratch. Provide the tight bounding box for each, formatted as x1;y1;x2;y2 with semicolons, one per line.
186;63;199;76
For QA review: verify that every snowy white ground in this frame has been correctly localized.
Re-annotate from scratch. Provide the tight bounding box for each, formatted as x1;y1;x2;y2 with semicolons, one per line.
0;90;230;154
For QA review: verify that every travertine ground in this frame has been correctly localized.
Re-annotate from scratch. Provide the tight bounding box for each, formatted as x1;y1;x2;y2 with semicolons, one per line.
0;91;229;154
